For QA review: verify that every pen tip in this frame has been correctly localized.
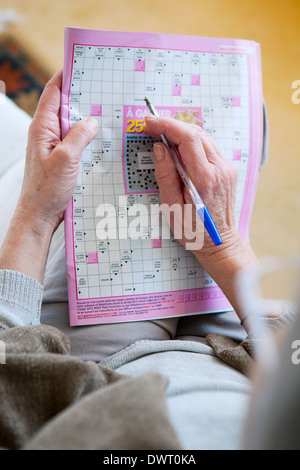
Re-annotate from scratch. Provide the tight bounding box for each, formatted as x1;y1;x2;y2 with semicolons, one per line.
144;97;150;105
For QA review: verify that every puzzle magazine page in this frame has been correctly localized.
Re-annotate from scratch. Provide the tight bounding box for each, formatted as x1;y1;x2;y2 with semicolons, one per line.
61;27;263;326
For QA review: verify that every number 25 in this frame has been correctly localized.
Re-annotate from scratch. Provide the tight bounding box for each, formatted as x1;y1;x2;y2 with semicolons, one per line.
126;119;145;133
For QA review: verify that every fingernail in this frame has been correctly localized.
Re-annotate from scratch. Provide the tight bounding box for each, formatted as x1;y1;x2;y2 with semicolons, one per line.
153;143;165;161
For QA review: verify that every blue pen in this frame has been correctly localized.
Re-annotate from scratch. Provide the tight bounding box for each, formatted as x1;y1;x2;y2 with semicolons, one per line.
145;98;223;246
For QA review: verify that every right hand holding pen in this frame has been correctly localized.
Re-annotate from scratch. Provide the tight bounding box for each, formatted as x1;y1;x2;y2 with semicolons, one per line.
144;115;260;328
144;115;241;260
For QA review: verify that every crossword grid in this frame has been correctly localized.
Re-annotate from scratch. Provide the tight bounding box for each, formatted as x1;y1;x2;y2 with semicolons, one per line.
69;44;249;300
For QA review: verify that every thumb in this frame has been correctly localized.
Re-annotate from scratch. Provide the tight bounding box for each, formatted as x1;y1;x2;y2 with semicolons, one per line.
153;142;183;206
59;117;99;161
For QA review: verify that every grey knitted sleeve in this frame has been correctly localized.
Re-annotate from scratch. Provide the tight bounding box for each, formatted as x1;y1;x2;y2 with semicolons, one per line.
0;270;43;329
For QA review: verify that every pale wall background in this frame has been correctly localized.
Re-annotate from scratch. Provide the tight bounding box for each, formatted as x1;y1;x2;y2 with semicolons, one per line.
2;0;300;296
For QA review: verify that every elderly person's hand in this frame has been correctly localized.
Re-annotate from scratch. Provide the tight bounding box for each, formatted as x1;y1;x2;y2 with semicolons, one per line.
0;71;98;283
145;115;239;255
19;70;98;230
145;115;259;328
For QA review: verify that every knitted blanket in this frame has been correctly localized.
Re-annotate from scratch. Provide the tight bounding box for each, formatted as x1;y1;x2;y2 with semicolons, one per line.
206;310;298;378
0;324;181;450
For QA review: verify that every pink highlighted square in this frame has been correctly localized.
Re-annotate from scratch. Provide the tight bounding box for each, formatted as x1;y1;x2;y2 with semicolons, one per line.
172;84;182;96
191;74;200;85
231;97;241;107
91;105;102;116
233;150;241;161
135;59;145;71
152;238;162;249
86;252;98;264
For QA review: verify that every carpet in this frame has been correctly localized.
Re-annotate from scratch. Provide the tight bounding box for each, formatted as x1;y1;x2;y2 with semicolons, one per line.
0;35;50;116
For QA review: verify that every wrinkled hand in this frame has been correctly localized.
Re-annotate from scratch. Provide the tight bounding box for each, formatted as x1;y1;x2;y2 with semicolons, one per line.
18;70;98;231
144;115;240;260
144;115;259;328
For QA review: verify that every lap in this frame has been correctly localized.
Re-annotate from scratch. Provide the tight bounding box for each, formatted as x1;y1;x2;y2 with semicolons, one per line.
42;228;245;362
42;230;179;361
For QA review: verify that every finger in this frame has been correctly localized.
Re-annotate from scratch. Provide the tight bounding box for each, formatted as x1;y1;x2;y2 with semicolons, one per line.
33;69;63;121
145;115;212;184
145;115;228;187
56;117;99;163
201;131;225;163
145;115;209;167
152;142;183;207
200;131;226;164
153;142;185;237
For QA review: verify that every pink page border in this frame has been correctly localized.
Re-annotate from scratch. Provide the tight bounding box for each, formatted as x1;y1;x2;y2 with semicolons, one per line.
61;27;263;326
